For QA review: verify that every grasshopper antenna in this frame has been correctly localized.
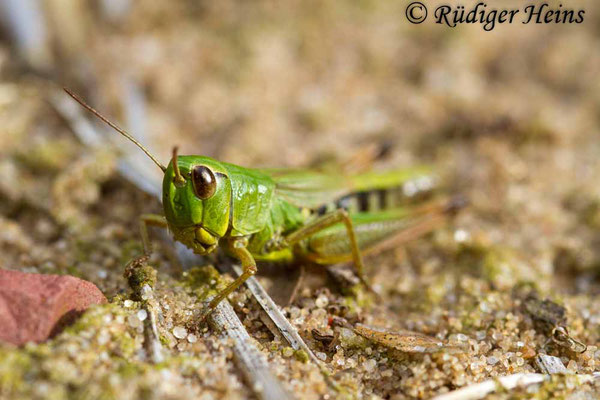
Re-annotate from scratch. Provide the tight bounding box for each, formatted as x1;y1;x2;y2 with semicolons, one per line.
171;146;185;185
63;87;167;172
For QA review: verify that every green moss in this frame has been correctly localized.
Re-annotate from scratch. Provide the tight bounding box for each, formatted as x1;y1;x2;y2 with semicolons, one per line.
455;241;545;289
528;375;591;399
181;266;223;301
341;283;375;315
294;349;310;363
481;248;507;282
59;303;141;360
124;263;157;298
0;349;30;395
117;361;144;379
425;276;448;306
159;334;169;346
73;238;95;264
339;327;369;350
117;332;136;358
64;303;117;335
182;266;221;288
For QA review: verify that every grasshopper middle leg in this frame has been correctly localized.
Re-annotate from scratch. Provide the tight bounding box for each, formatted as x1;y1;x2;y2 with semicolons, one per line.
284;209;369;288
200;211;367;317
200;237;257;319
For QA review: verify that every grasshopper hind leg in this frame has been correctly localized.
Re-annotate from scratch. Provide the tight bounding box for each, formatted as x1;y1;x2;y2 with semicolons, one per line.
303;199;462;291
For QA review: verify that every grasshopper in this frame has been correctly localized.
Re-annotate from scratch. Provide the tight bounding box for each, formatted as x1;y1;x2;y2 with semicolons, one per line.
64;88;463;318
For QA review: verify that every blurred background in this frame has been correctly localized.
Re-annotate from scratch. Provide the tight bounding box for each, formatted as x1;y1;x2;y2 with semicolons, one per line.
1;1;600;398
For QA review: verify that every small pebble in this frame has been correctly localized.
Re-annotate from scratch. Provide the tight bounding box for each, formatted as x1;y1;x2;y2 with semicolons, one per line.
454;229;470;243
137;309;147;321
403;181;418;196
315;295;328;308
381;369;393;378
282;347;294;358
516;357;525;366
141;285;152;298
456;333;468;342
187;334;197;343
487;356;499;365
364;359;377;372
127;315;141;328
173;326;188;339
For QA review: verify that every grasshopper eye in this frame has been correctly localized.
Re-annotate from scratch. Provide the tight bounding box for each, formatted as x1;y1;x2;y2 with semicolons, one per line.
191;165;216;199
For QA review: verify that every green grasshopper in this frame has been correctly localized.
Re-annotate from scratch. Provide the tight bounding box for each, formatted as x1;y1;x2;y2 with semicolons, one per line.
64;88;463;317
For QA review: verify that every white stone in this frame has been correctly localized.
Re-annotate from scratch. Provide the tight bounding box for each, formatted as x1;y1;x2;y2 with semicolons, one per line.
137;309;148;321
173;326;188;339
187;334;197;343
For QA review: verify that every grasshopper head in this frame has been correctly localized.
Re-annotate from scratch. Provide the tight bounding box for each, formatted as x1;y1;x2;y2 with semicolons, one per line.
162;153;232;255
61;89;231;255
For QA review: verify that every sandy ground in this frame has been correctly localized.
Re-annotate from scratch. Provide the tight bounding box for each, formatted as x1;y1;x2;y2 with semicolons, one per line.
1;1;600;399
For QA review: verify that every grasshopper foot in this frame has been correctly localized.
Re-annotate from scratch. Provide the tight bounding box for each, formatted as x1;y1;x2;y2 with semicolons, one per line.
357;275;383;303
198;300;217;324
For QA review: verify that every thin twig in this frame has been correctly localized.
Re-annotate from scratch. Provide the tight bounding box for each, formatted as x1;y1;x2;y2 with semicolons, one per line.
535;354;569;374
209;296;292;400
139;284;164;363
228;262;340;391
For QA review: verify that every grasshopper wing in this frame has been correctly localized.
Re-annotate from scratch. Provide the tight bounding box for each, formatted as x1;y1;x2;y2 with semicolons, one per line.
265;169;352;209
264;166;434;210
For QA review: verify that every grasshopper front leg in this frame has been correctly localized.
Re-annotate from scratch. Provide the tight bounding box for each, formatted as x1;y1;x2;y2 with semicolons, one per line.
124;214;169;275
200;237;257;320
138;214;169;257
284;209;370;288
124;213;168;292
